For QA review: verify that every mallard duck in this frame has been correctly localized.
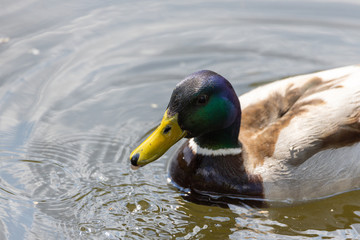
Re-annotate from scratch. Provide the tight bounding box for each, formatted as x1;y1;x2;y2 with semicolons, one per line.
130;65;360;202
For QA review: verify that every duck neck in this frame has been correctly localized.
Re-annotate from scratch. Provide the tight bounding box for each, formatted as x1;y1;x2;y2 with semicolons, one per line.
194;112;241;150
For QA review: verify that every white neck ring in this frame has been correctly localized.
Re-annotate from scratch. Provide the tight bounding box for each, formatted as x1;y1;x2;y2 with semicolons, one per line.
188;138;242;156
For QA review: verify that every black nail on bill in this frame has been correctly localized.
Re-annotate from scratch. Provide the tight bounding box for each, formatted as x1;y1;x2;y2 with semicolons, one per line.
131;153;140;166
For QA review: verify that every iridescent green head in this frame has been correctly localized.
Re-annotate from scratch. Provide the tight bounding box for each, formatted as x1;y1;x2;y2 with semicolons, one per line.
130;70;241;168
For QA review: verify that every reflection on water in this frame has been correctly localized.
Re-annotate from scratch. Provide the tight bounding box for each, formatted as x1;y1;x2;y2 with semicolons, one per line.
267;191;360;237
1;0;360;239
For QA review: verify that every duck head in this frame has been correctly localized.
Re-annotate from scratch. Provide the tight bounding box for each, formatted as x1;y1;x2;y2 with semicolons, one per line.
130;70;241;168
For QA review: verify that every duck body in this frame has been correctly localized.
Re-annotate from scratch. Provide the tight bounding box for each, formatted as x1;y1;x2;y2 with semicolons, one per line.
131;65;360;203
168;139;264;199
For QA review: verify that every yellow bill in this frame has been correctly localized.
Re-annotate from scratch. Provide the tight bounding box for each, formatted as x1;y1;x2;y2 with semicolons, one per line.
130;109;187;169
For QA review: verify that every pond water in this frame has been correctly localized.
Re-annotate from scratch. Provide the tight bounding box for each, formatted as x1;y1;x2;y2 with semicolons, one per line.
1;0;360;239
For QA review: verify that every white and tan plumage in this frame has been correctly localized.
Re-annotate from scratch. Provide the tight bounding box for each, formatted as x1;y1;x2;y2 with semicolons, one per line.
239;64;360;201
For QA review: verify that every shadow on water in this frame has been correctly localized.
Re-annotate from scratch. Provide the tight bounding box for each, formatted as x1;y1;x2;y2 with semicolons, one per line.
169;187;360;239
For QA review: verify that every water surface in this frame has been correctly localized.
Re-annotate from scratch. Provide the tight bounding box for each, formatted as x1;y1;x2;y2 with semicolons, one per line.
1;0;360;239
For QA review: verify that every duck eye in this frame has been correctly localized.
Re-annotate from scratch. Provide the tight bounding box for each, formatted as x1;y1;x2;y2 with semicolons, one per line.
196;95;208;105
